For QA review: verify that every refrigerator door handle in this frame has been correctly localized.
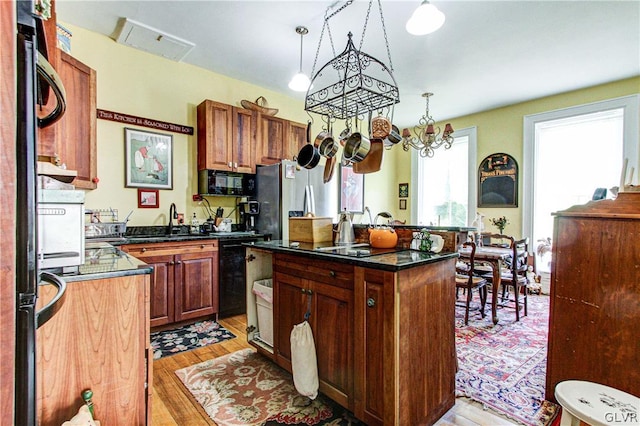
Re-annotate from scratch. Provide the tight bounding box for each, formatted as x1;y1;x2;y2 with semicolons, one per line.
36;271;67;329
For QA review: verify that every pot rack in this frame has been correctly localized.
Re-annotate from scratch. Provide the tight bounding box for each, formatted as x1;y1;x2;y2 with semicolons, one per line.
304;0;399;121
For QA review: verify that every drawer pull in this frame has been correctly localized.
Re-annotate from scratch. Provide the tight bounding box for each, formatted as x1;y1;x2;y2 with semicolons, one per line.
329;271;336;278
367;297;376;308
201;244;205;249
141;248;147;253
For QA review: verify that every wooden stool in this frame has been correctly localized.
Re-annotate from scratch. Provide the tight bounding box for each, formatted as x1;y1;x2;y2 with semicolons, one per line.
555;380;639;426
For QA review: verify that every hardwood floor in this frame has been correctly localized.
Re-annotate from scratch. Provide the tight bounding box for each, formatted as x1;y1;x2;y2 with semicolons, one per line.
152;315;520;426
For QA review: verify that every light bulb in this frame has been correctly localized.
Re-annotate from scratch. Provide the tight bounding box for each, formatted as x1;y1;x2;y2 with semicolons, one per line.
288;72;311;92
406;1;445;35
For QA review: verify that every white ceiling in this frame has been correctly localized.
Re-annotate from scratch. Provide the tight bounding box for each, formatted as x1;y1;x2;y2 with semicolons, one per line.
56;0;640;128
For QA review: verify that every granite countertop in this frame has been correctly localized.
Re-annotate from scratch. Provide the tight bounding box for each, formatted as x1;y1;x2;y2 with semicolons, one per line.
244;240;459;272
48;242;152;282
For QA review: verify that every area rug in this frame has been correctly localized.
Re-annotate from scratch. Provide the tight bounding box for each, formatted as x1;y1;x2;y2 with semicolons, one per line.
151;320;236;359
175;348;362;426
455;293;559;425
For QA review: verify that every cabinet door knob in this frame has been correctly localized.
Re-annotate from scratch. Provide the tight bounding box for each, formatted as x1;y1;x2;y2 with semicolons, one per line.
175;260;182;265
141;248;147;253
329;271;336;278
367;297;376;308
169;260;175;265
201;244;205;249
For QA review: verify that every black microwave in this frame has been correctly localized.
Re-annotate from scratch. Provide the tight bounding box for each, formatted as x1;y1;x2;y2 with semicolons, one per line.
198;170;256;197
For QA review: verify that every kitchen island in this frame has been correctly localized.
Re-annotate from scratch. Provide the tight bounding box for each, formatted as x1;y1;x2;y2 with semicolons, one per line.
245;240;458;426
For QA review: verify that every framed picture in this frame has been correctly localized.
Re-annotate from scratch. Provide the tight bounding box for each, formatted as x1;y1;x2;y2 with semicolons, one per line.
399;182;409;198
478;152;518;208
339;164;365;213
399;199;407;210
138;188;159;208
125;128;173;189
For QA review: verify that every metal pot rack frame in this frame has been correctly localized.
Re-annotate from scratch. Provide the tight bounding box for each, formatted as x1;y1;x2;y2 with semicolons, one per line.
304;0;400;121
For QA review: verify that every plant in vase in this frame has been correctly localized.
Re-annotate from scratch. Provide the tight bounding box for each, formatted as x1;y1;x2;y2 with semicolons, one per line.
490;216;509;234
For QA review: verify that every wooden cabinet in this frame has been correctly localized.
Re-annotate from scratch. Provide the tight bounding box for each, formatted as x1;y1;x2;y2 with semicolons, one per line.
124;240;219;328
545;192;640;402
197;100;256;173
273;254;354;408
285;120;308;161
256;115;307;165
54;51;97;189
36;273;151;425
37;1;98;189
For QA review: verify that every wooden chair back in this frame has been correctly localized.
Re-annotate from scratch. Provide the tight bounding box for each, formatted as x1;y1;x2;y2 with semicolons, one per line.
480;233;514;248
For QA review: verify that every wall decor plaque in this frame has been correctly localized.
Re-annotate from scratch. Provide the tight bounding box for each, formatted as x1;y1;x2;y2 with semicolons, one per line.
478;153;518;207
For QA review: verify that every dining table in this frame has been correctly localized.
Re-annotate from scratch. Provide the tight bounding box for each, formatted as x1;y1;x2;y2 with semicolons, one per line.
458;245;512;325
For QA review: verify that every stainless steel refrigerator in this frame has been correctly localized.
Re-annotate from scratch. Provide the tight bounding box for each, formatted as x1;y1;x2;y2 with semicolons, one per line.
255;160;338;240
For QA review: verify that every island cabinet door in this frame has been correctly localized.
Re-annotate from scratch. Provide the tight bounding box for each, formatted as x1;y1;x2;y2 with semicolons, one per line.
273;271;307;369
174;249;219;322
308;279;353;409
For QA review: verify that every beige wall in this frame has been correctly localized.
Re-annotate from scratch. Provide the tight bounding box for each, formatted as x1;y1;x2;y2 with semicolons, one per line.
445;76;640;236
65;22;638;232
66;23;399;227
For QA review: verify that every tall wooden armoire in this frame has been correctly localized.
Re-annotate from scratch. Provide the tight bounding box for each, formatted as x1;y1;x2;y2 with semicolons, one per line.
546;191;640;401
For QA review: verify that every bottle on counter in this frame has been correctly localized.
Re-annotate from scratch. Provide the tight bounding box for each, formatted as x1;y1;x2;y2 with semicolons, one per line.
190;213;200;234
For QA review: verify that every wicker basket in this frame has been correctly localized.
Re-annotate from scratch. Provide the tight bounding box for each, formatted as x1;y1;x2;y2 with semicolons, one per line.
241;96;278;116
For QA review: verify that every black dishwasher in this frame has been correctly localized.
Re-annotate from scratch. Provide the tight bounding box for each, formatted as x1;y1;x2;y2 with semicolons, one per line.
218;236;259;318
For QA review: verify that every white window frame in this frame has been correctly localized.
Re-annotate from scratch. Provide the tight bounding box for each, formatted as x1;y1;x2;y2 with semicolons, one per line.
411;126;478;225
522;94;640;239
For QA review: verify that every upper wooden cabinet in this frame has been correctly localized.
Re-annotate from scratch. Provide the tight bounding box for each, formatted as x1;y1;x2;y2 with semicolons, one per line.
197;100;256;173
256;115;307;165
37;2;98;189
285;120;308;161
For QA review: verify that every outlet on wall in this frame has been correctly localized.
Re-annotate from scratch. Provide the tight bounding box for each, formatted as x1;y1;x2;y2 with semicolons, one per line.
192;194;202;201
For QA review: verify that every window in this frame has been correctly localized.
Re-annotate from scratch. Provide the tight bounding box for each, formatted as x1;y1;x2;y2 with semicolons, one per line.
523;95;639;271
412;127;477;226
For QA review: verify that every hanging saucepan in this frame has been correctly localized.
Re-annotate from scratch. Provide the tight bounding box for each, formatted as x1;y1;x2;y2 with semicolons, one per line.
297;143;321;169
384;124;402;147
313;117;336;158
343;131;371;162
298;120;320;169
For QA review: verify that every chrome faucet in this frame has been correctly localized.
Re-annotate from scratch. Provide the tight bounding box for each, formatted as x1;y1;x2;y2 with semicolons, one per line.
168;203;178;234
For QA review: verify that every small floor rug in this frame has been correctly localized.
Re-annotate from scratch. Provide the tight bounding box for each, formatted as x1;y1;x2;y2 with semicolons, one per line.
151;320;236;359
455;293;559;425
175;348;363;426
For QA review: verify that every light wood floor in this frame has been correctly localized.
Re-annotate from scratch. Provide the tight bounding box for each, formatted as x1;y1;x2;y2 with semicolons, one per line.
151;315;520;426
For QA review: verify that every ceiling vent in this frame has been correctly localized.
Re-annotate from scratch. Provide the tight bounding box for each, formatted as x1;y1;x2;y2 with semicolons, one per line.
114;18;195;62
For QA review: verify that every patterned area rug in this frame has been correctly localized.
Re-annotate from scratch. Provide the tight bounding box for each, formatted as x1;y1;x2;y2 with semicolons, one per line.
151;320;236;359
455;293;559;425
175;348;362;426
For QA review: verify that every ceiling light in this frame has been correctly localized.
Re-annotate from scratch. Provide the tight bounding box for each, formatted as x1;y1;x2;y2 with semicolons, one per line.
402;92;454;157
288;26;311;92
406;1;445;35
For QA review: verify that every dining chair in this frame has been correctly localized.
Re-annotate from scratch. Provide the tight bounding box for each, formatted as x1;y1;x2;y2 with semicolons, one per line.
455;241;488;325
480;236;529;321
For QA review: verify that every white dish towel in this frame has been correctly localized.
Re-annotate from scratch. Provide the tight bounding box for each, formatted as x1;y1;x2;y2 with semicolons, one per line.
290;320;319;399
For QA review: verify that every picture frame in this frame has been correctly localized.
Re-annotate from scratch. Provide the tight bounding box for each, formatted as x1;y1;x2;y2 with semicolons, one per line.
399;199;407;210
339;164;365;213
125;127;173;189
399;182;409;198
478;152;519;208
138;188;159;208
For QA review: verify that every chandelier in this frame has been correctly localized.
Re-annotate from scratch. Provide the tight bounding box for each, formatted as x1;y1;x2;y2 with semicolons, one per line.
401;92;453;157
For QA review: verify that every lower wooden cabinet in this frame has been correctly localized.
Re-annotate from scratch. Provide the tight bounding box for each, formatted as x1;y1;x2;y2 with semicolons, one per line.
36;273;151;425
273;254;354;408
123;240;219;327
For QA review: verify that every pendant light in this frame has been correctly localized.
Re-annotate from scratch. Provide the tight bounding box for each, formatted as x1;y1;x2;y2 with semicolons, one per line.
288;26;311;92
406;1;445;35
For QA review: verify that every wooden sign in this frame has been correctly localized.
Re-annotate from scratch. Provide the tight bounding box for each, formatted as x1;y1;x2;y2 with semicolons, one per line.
478;153;518;207
97;109;194;135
